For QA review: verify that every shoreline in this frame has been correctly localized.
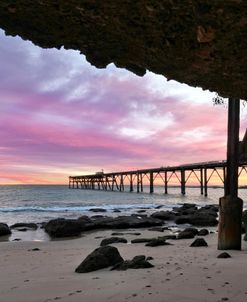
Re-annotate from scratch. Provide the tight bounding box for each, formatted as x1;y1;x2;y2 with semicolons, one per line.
1;228;247;302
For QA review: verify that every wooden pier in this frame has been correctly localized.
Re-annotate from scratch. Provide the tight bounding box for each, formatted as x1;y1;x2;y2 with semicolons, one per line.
69;160;247;196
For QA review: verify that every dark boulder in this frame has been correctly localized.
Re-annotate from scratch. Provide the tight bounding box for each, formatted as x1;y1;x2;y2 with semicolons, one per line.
197;208;218;218
177;230;195;239
173;203;197;213
0;223;11;236
175;215;191;224
77;215;92;223
131;238;153;244
10;223;38;230
91;215;163;229
151;211;175;221
198;229;209;236
111;255;154;270
89;208;107;213
100;237;128;246
200;204;219;212
183;227;199;235
188;213;218;226
145;238;171;247
45;218;83;238
217;252;231;259
190;238;208;247
75;246;123;273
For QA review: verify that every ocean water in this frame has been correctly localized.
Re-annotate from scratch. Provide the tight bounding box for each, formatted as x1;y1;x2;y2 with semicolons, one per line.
1;185;247;226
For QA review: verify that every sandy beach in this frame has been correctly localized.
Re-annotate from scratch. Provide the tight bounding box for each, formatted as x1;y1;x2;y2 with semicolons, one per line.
1;228;247;302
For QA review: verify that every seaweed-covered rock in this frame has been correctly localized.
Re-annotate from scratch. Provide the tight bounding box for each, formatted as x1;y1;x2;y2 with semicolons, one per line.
100;237;128;246
0;223;11;236
75;246;123;273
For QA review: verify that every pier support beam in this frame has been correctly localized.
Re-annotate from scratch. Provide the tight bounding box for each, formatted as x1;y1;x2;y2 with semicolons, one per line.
164;171;168;194
130;174;133;192
137;173;140;193
140;174;143;192
120;175;124;191
200;169;203;195
204;169;208;197
181;170;185;195
150;172;154;193
218;98;243;250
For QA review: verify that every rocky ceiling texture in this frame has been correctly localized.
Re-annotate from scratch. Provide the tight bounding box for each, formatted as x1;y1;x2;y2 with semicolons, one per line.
0;1;246;99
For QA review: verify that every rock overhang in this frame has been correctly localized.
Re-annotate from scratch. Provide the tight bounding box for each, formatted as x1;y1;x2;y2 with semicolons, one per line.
0;0;246;99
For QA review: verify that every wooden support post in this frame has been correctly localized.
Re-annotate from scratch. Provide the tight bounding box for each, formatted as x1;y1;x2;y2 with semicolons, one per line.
150;172;154;193
111;177;114;191
200;168;203;195
104;177;107;190
204;168;208;197
140;174;143;192
181;170;185;195
137;173;140;193
130;174;133;192
165;171;168;194
218;98;243;250
119;175;123;191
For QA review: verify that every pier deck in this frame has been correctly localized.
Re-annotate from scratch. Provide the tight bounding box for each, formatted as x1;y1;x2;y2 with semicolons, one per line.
69;160;247;196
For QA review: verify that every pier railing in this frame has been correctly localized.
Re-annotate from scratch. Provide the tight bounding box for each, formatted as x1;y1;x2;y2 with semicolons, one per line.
69;160;247;196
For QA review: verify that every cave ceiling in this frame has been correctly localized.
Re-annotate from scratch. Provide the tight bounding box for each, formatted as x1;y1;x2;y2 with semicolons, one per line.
0;1;246;99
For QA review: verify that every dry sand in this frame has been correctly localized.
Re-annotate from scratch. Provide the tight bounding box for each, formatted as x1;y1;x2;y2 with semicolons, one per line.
1;229;247;302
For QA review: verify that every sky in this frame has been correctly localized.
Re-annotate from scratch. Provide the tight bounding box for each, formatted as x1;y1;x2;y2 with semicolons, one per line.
0;29;246;185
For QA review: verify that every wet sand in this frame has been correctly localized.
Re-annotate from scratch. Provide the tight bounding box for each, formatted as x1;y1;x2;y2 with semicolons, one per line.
0;229;247;302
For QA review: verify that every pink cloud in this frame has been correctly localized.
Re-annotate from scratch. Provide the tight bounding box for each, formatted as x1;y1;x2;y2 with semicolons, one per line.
0;29;241;184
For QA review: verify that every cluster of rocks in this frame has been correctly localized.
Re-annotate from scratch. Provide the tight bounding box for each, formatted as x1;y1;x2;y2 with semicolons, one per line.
151;203;218;227
42;203;219;238
75;245;154;273
44;215;163;238
75;224;211;273
0;203;220;239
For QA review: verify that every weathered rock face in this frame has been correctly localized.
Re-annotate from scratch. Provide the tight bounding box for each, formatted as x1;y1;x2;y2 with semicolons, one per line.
0;1;246;99
75;246;123;273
